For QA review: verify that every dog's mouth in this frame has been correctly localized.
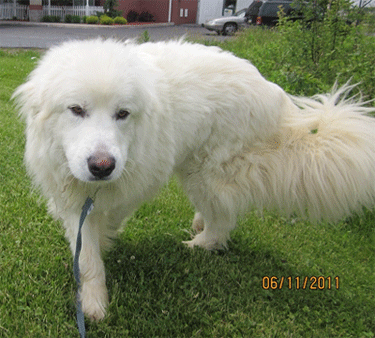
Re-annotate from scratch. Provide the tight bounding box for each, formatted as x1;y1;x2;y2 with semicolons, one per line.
88;175;114;182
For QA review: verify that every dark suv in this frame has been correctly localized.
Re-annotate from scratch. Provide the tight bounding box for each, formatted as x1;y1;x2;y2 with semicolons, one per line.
245;0;263;24
256;0;298;26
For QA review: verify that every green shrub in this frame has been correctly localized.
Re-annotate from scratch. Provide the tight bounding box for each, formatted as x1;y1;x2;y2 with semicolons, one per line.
274;0;375;98
41;15;61;22
138;30;150;43
86;15;99;24
71;15;81;23
100;15;114;25
103;0;122;18
41;15;51;22
64;14;73;23
114;16;127;25
64;14;80;23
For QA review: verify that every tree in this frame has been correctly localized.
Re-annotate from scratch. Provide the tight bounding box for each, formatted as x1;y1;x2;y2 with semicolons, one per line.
103;0;122;18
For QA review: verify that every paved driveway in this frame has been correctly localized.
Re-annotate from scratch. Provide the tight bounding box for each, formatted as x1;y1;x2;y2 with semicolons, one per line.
0;22;230;48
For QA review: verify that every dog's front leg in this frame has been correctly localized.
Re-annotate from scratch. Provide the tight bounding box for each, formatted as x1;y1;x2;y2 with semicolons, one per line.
64;212;108;321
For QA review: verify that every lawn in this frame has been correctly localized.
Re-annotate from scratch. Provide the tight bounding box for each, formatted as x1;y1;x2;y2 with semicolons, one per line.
0;30;374;337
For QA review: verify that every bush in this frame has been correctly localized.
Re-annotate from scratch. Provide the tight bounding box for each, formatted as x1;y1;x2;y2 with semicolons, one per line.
108;10;123;18
220;0;375;100
127;10;139;22
103;0;122;18
273;0;375;98
86;15;99;24
64;14;80;23
114;16;127;25
139;11;154;22
100;14;114;25
41;15;61;22
71;15;81;23
64;14;72;23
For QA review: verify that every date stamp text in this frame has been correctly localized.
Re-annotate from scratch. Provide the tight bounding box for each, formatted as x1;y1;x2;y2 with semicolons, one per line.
262;276;340;290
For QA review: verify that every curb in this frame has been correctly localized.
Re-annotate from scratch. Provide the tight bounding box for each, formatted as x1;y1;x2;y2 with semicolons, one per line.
0;20;175;29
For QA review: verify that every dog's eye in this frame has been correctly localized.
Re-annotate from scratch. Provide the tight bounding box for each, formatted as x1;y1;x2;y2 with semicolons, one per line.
116;109;130;120
69;105;86;118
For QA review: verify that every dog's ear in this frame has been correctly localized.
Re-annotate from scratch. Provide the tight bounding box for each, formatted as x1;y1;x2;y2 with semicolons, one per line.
12;60;62;126
12;76;42;122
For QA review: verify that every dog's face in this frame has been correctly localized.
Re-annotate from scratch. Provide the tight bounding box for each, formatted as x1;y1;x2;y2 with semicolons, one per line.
60;93;133;182
53;56;143;183
16;40;161;183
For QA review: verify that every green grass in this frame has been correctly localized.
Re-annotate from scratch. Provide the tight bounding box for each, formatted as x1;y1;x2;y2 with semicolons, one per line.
0;33;374;337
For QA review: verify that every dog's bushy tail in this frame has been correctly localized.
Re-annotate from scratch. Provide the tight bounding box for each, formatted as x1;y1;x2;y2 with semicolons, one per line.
248;84;375;222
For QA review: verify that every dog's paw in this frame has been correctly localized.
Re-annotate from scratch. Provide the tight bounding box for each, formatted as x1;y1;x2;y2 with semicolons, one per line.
80;281;109;321
183;231;228;251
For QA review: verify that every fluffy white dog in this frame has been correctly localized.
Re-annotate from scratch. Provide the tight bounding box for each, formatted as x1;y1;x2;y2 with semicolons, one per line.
13;39;375;320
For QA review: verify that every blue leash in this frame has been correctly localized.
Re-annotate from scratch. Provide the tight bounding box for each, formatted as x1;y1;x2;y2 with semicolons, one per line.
73;197;94;338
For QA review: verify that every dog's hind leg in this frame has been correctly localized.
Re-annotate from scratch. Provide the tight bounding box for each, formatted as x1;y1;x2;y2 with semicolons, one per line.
180;179;239;250
184;203;237;250
192;212;205;233
177;156;242;250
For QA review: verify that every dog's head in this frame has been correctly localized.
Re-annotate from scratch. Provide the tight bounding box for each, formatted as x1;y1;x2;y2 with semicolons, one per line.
13;39;162;183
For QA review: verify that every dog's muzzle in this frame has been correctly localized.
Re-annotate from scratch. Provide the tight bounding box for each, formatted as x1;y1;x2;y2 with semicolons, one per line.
87;152;116;180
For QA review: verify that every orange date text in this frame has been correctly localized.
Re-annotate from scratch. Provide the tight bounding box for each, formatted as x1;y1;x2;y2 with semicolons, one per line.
262;276;340;290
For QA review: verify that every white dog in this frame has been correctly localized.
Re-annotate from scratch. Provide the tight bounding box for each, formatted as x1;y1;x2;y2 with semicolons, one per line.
13;39;375;320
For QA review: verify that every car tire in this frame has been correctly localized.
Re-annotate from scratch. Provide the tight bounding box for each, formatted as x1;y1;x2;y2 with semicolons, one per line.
223;23;237;36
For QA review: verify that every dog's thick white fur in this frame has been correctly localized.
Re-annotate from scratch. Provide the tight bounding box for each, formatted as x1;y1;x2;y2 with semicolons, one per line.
13;39;375;320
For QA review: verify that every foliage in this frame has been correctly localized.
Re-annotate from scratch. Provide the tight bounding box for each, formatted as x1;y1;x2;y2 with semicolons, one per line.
127;10;139;22
271;0;375;98
64;14;81;23
85;15;99;24
95;10;104;18
139;11;154;22
126;10;154;23
103;0;122;18
100;14;114;25
215;0;375;98
138;30;151;43
41;15;61;22
113;16;128;25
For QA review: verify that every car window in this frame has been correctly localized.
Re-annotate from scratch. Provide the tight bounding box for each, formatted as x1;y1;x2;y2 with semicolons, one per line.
235;9;246;17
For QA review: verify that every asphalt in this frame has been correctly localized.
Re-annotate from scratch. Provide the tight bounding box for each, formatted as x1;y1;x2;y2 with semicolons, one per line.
0;21;229;48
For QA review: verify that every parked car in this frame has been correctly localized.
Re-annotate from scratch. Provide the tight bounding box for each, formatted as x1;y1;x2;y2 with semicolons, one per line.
202;8;250;36
245;0;263;25
256;0;298;26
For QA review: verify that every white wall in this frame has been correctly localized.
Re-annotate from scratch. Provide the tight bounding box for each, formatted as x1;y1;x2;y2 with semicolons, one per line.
197;0;224;24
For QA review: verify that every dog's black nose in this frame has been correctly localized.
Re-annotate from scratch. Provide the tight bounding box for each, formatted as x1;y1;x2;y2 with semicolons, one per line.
88;153;116;179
